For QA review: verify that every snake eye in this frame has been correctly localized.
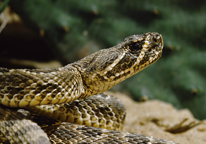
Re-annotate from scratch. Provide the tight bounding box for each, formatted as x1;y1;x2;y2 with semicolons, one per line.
129;42;142;52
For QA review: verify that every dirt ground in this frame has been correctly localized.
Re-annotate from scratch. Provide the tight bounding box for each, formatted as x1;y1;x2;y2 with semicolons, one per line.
105;91;206;144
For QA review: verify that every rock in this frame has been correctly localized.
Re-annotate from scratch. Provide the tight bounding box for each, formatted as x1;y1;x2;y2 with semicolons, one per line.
105;91;206;144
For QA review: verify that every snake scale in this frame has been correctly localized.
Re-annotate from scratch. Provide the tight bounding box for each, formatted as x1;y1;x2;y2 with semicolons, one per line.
0;32;176;144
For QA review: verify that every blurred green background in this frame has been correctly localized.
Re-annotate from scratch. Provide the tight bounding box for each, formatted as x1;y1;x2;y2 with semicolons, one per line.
1;0;206;119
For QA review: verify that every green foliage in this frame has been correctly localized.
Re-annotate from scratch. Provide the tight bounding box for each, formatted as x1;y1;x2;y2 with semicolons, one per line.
9;0;206;119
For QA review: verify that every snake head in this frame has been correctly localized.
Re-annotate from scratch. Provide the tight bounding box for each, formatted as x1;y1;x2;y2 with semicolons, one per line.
73;32;163;96
123;32;163;72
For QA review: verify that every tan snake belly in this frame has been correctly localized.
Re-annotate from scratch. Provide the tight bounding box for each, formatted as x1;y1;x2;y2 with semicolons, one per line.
0;32;176;143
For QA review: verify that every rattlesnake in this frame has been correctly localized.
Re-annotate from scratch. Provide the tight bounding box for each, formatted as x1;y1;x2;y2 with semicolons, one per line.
0;32;176;143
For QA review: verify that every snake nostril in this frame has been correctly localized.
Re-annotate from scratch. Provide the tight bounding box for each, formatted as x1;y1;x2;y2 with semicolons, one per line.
152;35;162;46
153;37;158;43
152;39;159;47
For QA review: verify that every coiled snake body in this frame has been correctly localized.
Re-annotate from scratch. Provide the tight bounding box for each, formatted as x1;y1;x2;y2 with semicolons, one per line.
0;32;175;143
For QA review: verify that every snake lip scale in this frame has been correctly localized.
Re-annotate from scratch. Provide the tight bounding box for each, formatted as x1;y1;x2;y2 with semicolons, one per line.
0;32;176;144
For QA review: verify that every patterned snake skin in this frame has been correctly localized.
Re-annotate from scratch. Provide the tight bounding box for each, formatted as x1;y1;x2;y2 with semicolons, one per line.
0;32;176;143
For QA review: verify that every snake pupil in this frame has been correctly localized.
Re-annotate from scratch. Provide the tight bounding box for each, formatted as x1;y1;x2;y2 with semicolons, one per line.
129;43;142;51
